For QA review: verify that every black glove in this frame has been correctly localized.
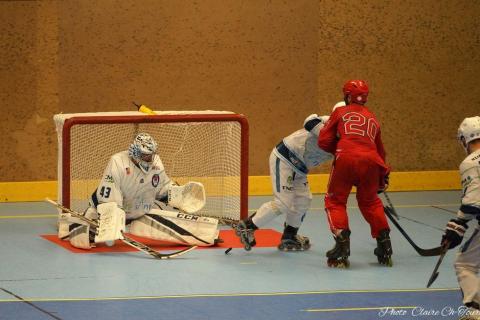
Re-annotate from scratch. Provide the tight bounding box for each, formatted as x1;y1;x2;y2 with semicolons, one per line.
441;218;468;249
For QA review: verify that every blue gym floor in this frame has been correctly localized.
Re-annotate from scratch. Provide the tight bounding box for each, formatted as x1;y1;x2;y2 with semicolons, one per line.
0;191;468;320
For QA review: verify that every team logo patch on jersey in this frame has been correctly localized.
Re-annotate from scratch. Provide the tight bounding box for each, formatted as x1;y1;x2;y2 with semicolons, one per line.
287;175;294;185
152;174;160;187
462;176;473;188
104;175;114;183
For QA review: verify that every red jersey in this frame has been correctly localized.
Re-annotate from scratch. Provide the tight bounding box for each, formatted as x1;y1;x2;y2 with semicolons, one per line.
318;103;387;169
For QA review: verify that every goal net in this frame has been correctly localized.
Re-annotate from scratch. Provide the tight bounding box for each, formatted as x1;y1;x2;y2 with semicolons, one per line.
54;110;249;229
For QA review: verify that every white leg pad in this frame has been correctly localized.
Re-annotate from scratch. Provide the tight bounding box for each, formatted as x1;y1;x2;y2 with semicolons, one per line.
69;224;93;250
94;203;126;244
58;209;70;239
129;209;219;246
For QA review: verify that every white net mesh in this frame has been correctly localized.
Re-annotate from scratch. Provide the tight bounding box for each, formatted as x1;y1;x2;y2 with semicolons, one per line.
55;111;247;221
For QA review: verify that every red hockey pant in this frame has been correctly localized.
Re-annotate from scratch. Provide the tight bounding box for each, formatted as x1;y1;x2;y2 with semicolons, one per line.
325;153;389;238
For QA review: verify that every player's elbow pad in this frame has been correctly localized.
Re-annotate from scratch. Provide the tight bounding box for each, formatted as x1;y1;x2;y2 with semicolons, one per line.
304;114;322;132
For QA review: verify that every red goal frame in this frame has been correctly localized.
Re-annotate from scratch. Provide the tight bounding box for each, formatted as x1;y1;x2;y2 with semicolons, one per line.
60;113;249;220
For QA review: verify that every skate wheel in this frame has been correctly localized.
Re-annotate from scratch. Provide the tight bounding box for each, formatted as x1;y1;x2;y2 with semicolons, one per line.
337;260;349;268
385;257;393;267
278;244;292;251
327;259;349;268
377;256;393;267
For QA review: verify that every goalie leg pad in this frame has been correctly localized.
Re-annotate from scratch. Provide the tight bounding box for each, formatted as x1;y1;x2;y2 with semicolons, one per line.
129;209;219;246
59;206;99;239
69;224;93;249
94;203;126;244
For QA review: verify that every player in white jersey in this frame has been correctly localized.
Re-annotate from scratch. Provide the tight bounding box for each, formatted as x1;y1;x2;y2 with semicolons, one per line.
67;133;219;249
235;105;341;251
441;116;480;319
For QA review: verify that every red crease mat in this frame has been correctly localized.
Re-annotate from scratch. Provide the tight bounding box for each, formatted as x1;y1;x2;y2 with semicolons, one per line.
41;229;281;254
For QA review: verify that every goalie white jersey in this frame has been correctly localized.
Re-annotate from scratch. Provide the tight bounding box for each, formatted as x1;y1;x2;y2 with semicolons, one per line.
91;151;173;220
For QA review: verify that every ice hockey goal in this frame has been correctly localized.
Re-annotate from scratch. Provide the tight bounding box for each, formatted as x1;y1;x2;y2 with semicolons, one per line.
54;110;249;222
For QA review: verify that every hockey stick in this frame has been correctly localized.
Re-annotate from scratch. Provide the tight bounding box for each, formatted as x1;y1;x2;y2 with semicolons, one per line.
426;242;449;288
384;206;443;256
383;193;443;231
430;205;456;215
382;192;400;220
45;198;197;259
218;217;238;254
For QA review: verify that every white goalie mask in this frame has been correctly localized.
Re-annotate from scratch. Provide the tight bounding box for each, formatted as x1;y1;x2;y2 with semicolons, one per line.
128;133;158;173
457;116;480;153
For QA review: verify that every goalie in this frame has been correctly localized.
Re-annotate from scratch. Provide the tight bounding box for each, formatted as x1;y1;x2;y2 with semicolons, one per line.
63;133;220;249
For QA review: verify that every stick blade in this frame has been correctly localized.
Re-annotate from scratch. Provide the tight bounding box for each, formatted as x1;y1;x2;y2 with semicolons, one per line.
418;247;443;257
426;272;439;288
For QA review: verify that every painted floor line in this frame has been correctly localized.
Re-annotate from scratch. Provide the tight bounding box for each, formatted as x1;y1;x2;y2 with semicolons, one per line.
0;214;57;219
0;288;460;303
303;306;417;312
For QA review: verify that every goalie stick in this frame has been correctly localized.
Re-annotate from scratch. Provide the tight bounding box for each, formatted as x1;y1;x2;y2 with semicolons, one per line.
384;205;443;256
217;217;239;254
45;198;197;259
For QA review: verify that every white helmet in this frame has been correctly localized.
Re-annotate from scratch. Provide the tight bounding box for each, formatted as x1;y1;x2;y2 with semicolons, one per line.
332;101;346;113
458;116;480;152
128;133;158;172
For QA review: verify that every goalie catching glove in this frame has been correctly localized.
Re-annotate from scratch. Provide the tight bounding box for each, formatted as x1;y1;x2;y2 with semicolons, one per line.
168;181;206;214
441;218;468;249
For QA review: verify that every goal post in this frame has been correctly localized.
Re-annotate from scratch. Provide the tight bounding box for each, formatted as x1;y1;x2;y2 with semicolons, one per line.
54;110;249;223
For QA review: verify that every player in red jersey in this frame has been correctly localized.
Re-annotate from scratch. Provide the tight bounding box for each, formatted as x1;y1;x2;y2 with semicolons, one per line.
318;80;391;268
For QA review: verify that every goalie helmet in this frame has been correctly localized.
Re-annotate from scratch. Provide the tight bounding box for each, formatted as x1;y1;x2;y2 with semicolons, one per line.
343;80;369;105
128;133;158;173
457;116;480;153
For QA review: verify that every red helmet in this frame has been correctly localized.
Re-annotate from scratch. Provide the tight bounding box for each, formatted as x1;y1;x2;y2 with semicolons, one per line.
343;80;369;104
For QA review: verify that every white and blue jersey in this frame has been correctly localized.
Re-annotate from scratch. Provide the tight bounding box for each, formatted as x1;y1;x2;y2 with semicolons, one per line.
273;116;332;175
454;148;480;308
458;149;480;221
251;115;333;230
91;151;173;220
